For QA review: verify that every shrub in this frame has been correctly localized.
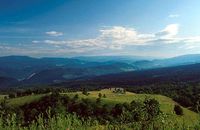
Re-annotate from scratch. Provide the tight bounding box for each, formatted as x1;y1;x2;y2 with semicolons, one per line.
144;98;160;119
82;88;89;96
96;98;101;104
174;105;183;115
8;93;16;98
98;93;102;98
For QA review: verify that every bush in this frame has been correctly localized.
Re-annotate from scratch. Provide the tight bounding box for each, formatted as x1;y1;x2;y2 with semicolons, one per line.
82;88;89;96
98;93;102;98
8;93;16;98
96;98;101;104
174;105;183;115
144;98;160;119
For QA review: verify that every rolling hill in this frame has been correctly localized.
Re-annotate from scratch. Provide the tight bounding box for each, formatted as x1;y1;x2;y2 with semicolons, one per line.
0;56;86;80
3;89;199;128
74;62;200;86
62;89;198;126
1;54;200;87
131;54;200;69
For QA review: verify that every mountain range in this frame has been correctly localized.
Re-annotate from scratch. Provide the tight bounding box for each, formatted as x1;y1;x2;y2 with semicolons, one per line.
1;54;200;88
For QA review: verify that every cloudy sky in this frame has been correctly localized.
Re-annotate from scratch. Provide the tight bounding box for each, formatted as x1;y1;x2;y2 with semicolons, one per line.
0;0;200;57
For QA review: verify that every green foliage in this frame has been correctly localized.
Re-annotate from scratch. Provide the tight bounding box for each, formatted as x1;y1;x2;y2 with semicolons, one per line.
98;93;102;98
0;89;199;129
144;98;160;119
65;89;199;127
127;82;200;112
0;111;200;130
96;97;101;104
0;93;163;129
8;93;16;98
82;88;89;96
73;94;79;100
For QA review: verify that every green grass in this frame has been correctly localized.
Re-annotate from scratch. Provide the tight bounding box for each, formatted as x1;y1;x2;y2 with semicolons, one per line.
61;89;199;127
6;94;48;107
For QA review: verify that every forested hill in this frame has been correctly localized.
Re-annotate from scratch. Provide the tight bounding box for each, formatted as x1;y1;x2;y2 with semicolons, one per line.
80;62;200;86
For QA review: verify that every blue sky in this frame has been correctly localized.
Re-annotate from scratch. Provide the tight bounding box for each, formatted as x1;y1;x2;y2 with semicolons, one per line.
0;0;200;57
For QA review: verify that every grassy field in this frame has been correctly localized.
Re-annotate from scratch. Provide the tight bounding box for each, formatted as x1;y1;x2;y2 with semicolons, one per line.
61;89;199;127
6;93;48;107
1;89;199;129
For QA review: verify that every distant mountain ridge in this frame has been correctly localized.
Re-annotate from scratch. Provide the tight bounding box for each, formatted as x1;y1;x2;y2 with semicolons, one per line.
0;55;137;86
1;54;200;87
131;54;200;69
72;55;155;63
0;56;87;80
58;62;200;88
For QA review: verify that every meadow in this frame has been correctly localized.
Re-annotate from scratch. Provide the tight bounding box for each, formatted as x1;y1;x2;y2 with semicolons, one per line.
61;89;199;127
0;89;199;130
7;93;48;107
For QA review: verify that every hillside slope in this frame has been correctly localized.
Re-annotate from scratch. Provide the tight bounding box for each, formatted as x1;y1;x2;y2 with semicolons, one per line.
2;89;199;129
62;89;199;127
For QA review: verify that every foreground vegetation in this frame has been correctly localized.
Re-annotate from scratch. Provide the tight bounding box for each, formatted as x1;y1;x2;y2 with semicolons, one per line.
0;89;200;130
1;113;200;130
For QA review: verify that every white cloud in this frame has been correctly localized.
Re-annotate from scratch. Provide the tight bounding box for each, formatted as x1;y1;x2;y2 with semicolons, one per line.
183;36;200;43
32;40;40;43
46;31;63;36
40;26;154;50
168;14;180;18
3;24;200;57
156;24;179;38
44;40;67;45
32;24;200;54
99;26;150;45
100;26;137;40
43;38;106;49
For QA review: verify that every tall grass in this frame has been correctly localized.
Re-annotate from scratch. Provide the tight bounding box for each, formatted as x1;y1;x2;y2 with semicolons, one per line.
0;112;200;130
0;113;100;130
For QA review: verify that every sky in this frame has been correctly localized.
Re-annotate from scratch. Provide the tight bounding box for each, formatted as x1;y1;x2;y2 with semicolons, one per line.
0;0;200;58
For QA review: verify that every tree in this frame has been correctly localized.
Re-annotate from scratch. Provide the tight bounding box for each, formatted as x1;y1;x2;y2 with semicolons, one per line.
82;88;89;96
73;94;79;100
98;93;102;98
112;104;123;117
4;96;8;100
103;94;106;98
51;89;60;97
8;93;16;98
96;98;101;104
174;105;183;115
144;98;160;120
